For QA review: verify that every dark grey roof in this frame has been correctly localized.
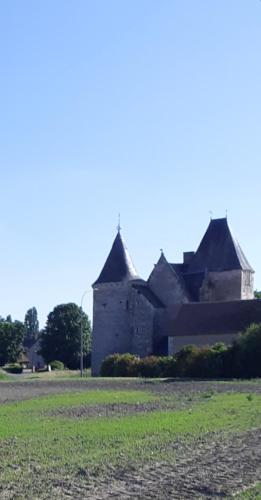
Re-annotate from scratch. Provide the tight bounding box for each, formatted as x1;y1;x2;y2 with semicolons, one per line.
171;263;189;275
187;218;253;273
132;284;165;308
170;263;192;300
93;231;138;285
169;299;261;337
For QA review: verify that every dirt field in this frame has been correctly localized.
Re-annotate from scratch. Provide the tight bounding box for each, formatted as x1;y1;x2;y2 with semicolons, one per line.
55;429;260;499
0;378;260;499
1;377;260;403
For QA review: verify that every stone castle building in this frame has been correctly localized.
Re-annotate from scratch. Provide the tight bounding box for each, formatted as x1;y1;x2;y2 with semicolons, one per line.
92;218;261;375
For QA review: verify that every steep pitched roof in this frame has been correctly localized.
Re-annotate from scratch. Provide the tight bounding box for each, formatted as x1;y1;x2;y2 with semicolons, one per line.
169;299;261;337
188;218;253;273
93;231;139;285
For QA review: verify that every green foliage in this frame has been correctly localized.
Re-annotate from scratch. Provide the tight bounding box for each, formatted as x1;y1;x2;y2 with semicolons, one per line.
100;353;140;377
254;290;261;299
40;303;91;369
139;356;165;378
100;354;176;378
100;323;261;379
174;343;229;378
228;323;261;378
49;360;65;371
234;482;261;499
24;307;39;344
4;363;23;374
0;373;10;381
0;321;25;366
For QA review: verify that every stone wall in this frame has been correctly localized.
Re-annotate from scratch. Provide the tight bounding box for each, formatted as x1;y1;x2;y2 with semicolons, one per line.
241;270;254;299
148;254;188;307
91;282;131;376
148;255;189;341
129;288;154;357
199;270;243;302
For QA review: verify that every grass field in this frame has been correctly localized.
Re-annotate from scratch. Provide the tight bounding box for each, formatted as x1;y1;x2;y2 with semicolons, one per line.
0;377;260;498
235;483;261;499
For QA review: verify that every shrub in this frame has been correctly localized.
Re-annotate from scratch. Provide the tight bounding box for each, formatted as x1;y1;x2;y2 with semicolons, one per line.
228;323;261;378
139;356;164;378
100;354;176;378
100;354;140;377
99;324;261;379
49;360;65;371
174;345;199;377
4;363;23;374
157;356;177;377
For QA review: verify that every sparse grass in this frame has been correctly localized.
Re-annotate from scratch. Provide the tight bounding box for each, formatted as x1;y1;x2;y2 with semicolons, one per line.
0;390;260;492
0;389;156;421
234;482;261;499
0;369;12;381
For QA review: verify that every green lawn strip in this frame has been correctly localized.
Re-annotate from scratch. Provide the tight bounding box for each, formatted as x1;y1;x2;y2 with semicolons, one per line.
0;389;156;419
0;392;260;487
233;482;261;499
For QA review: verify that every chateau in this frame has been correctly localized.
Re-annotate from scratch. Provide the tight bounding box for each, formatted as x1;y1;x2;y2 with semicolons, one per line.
92;218;261;375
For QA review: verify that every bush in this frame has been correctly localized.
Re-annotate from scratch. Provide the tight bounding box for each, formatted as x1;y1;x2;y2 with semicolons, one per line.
174;345;199;377
49;360;65;371
4;363;23;374
100;354;176;378
139;356;169;378
99;324;261;379
228;323;261;378
100;354;140;377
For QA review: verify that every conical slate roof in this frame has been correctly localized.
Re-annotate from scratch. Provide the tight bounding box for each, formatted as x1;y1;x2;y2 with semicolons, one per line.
93;231;139;285
188;218;253;274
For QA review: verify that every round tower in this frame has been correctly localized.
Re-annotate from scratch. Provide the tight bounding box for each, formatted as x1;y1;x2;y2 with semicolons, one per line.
91;230;138;376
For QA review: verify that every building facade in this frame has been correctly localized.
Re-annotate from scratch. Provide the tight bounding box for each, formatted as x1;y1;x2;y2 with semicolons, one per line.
92;218;256;375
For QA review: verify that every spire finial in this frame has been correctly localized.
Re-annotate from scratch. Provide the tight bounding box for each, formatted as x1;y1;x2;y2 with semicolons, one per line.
117;213;121;232
209;210;213;220
225;209;228;219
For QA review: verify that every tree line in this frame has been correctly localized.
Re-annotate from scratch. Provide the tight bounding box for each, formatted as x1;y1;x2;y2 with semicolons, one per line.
0;304;91;369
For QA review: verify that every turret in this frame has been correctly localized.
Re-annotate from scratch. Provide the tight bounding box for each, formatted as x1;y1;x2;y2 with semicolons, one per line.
187;218;254;301
91;230;138;375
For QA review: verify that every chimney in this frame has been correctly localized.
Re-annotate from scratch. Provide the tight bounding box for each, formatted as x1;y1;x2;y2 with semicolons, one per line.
183;252;195;265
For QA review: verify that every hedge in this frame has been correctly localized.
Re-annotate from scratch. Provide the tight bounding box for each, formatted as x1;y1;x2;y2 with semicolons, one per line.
100;323;261;379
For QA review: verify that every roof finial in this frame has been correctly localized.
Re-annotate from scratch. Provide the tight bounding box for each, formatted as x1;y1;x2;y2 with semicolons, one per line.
160;248;163;254
209;210;213;220
117;213;121;232
225;209;228;219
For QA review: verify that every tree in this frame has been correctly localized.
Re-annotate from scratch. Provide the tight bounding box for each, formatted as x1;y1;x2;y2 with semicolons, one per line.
24;307;39;345
229;323;261;378
254;290;261;299
40;303;91;369
0;320;25;366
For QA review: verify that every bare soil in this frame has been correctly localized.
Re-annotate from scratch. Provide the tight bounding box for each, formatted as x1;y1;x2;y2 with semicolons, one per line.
52;429;261;499
0;377;260;404
0;378;260;499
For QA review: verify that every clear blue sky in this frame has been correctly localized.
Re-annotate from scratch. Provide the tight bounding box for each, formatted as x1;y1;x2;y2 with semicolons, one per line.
1;0;260;327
